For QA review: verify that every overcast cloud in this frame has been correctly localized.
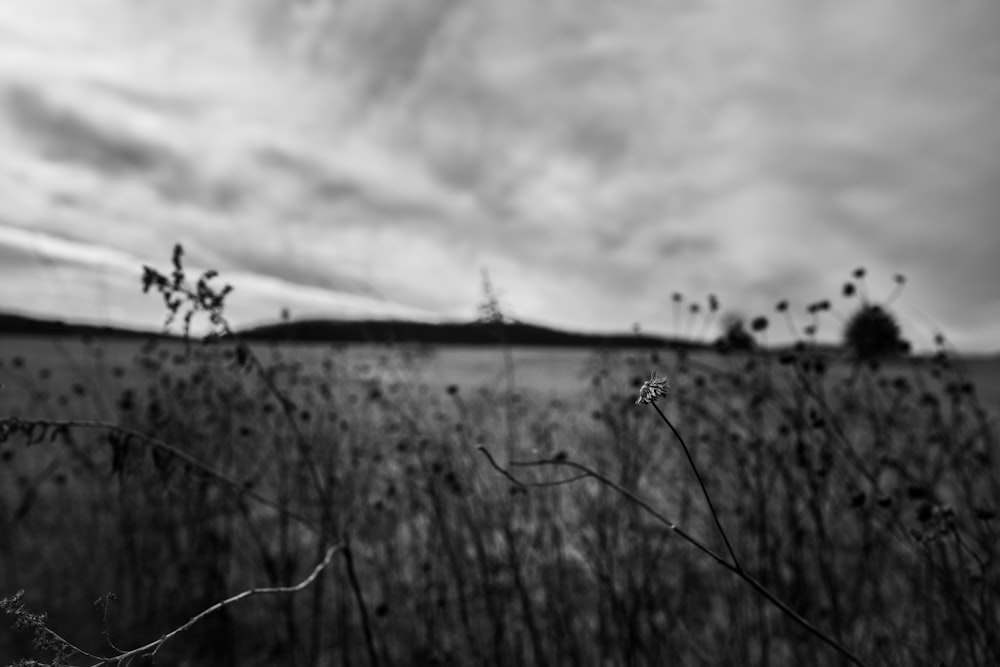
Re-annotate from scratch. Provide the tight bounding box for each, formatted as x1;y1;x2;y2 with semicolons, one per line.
0;0;998;350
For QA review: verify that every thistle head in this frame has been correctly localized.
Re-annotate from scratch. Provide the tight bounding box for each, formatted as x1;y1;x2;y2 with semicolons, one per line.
636;372;670;405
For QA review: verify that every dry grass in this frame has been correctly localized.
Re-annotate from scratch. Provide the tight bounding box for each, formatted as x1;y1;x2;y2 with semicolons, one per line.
1;254;997;665
0;332;997;666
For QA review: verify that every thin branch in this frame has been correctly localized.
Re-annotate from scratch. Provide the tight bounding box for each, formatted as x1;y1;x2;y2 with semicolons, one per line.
343;540;380;667
86;543;343;666
476;448;588;487
2;418;323;538
649;403;741;570
479;447;732;569
41;628;107;663
479;447;871;667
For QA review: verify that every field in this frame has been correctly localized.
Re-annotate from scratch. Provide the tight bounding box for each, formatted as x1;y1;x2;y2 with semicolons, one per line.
1;332;999;666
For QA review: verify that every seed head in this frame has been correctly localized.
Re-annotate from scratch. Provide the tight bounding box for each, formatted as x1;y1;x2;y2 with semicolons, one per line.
636;372;670;405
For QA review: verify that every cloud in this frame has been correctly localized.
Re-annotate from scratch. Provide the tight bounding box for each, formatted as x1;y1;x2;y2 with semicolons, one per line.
211;240;377;300
257;147;368;202
90;79;204;120
0;0;998;351
254;145;454;223
3;84;181;177
329;0;462;104
0;224;437;330
1;83;253;213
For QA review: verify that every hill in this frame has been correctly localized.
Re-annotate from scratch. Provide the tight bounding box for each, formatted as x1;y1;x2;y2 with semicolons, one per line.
0;311;167;339
237;318;686;348
0;311;688;348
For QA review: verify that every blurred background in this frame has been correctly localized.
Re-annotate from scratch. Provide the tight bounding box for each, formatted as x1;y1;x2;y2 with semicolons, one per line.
3;5;1000;665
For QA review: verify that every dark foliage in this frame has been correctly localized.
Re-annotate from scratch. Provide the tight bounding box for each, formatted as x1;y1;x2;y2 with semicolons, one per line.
843;303;908;360
715;315;756;353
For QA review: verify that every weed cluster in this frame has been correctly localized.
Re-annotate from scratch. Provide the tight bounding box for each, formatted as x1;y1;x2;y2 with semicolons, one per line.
0;254;997;666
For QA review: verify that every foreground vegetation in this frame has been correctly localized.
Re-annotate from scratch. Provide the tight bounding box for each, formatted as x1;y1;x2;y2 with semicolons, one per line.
1;257;998;666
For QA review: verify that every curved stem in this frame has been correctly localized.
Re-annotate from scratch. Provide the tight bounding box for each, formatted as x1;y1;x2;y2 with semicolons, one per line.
480;449;872;667
2;418;322;536
650;404;741;571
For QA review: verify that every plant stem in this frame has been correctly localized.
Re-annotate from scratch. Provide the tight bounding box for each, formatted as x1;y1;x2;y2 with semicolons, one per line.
650;403;741;571
483;450;872;667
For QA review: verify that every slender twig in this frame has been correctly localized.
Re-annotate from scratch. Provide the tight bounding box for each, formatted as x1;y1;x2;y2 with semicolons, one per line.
0;416;346;664
1;417;323;537
648;403;741;571
476;449;588;488
41;627;107;663
241;346;329;501
343;540;380;667
84;543;342;666
479;448;872;667
480;447;732;569
144;254;329;502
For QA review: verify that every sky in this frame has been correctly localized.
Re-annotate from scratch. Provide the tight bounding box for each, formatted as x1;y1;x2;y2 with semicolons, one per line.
0;0;998;351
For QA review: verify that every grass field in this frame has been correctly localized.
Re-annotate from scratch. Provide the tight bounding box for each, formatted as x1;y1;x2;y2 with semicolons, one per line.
1;332;999;666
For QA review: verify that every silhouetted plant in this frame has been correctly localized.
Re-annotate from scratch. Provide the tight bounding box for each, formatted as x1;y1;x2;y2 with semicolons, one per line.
6;251;999;667
715;313;756;352
476;269;510;325
843;303;907;361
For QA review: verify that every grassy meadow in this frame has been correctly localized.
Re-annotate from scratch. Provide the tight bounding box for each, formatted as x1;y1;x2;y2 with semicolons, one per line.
1;329;998;666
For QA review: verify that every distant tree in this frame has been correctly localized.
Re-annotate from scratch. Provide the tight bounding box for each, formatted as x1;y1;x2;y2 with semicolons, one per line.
715;313;756;352
843;303;908;361
476;269;510;325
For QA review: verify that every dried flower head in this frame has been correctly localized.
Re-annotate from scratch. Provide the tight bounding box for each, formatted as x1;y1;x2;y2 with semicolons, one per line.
636;372;670;405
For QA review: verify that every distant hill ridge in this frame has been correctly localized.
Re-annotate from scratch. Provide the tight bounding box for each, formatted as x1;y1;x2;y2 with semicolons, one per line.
9;311;942;357
0;312;165;339
239;318;681;348
6;310;984;360
0;311;682;348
